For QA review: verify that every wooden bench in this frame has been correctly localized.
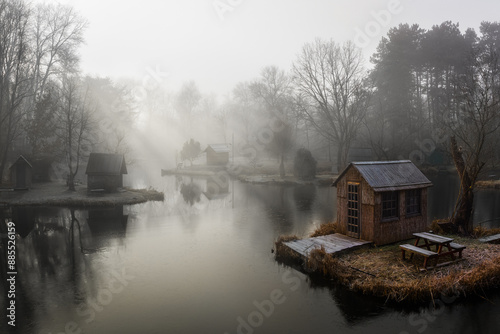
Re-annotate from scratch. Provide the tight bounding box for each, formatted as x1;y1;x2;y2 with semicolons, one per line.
479;234;500;244
400;244;438;269
449;242;466;258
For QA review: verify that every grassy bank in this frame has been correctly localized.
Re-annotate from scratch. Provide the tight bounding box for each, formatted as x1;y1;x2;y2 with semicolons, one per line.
275;221;500;304
476;180;500;189
0;182;164;207
164;163;336;187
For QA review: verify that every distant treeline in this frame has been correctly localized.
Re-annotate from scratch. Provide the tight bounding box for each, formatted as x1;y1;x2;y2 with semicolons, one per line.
1;0;499;188
366;21;500;164
0;0;134;187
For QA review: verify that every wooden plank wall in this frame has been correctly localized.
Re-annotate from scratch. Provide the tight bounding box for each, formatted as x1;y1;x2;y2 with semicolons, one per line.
373;188;428;245
335;166;429;245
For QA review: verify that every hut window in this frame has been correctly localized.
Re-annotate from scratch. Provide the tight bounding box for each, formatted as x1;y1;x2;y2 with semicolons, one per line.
406;189;421;215
382;191;398;219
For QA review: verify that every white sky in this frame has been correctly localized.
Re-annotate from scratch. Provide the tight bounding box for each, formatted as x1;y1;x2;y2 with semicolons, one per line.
33;0;500;98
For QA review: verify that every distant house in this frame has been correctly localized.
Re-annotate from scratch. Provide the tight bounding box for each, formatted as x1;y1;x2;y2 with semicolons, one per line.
9;155;33;190
332;160;432;245
205;144;230;166
86;153;127;192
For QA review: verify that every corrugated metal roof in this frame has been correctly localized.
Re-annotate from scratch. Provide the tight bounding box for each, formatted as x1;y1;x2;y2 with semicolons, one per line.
333;160;432;191
86;153;127;175
206;144;230;153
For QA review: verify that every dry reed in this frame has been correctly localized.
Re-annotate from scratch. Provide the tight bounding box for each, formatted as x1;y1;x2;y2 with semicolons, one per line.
275;229;500;303
475;180;500;189
274;235;302;263
310;221;339;237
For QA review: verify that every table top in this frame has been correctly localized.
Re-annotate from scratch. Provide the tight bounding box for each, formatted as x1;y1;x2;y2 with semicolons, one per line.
413;232;453;244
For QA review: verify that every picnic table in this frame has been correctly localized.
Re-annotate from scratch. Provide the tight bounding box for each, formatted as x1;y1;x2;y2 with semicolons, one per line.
400;232;466;270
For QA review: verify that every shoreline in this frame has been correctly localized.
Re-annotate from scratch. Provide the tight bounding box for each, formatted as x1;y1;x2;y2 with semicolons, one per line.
476;180;500;189
275;223;500;304
161;166;336;187
0;182;164;208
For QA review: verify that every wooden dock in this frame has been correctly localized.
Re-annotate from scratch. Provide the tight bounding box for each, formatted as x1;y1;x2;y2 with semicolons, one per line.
479;233;500;244
284;233;372;257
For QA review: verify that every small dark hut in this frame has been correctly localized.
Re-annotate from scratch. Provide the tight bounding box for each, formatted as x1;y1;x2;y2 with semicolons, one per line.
332;160;432;245
86;153;127;192
205;144;230;166
9;155;33;190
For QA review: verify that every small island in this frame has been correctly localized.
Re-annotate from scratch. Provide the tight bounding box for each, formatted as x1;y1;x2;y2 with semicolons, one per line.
0;182;164;208
1;154;163;208
275;160;500;304
275;221;500;304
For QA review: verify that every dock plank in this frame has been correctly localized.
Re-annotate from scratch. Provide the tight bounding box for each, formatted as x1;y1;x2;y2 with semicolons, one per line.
284;233;372;257
479;233;500;244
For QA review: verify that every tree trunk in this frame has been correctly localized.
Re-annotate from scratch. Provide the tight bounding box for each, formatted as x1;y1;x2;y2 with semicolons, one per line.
279;154;285;178
450;136;473;235
67;170;75;191
337;143;345;173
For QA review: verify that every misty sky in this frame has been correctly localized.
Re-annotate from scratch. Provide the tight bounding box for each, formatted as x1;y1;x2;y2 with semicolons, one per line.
35;0;500;98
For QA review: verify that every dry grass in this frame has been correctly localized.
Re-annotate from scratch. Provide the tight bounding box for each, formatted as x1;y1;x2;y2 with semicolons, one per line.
274;235;302;263
429;219;500;238
127;187;165;202
310;221;339;237
303;239;500;303
428;218;451;234
0;183;164;207
476;180;500;189
472;226;500;238
275;227;500;303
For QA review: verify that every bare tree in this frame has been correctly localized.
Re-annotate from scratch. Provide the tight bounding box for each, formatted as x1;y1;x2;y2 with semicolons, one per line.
214;104;229;143
293;39;370;172
251;66;292;112
175;81;202;135
448;47;500;234
25;88;59;159
23;3;87;162
84;76;136;156
250;66;295;177
0;0;31;182
231;81;258;145
31;3;87;99
55;76;95;191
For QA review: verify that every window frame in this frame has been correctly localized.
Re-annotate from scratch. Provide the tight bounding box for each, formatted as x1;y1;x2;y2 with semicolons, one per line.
381;191;399;221
406;188;422;216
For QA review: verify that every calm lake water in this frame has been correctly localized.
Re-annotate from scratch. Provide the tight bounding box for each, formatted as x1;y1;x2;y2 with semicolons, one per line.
1;166;500;334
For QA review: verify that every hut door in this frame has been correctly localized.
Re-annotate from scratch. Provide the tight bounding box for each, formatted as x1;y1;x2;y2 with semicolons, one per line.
347;182;360;238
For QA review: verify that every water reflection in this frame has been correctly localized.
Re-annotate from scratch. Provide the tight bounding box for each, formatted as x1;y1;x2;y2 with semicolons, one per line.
2;171;500;334
427;174;500;228
293;184;317;211
1;206;130;334
180;182;202;205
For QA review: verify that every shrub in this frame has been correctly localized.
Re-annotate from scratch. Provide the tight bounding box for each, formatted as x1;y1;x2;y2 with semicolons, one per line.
293;148;317;180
